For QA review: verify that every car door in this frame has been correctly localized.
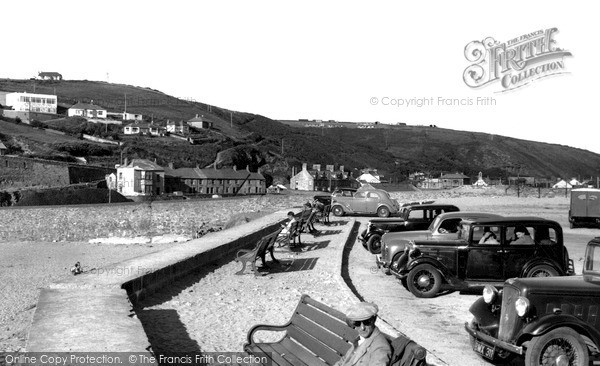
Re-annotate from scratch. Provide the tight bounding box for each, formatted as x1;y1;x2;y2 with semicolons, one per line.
465;225;504;281
406;208;429;229
503;225;537;278
365;191;381;213
350;191;367;213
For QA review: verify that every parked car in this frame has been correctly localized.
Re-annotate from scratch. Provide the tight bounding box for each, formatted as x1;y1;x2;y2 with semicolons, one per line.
359;203;460;254
569;188;600;228
392;217;574;298
376;211;500;271
465;236;600;366
313;194;332;206
330;186;399;217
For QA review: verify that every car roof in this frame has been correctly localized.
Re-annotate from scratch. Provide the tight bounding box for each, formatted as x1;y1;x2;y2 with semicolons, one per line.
403;203;459;209
436;212;502;220
461;216;558;225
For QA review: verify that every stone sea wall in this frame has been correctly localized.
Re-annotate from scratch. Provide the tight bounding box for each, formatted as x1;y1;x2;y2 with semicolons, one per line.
0;194;307;242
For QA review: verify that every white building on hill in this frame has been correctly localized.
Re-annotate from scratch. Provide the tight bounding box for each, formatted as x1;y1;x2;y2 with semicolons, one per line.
3;92;57;114
68;102;107;119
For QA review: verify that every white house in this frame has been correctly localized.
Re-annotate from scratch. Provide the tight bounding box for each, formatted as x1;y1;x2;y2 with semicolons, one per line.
187;114;213;129
4;92;57;114
123;123;166;136
116;159;165;197
290;163;315;191
68;102;107;119
357;173;380;184
107;111;143;121
37;72;63;80
166;120;190;134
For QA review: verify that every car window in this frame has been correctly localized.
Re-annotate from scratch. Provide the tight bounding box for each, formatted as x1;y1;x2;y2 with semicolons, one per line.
368;192;381;199
506;226;536;246
407;209;425;220
533;226;557;245
585;244;600;273
472;225;500;245
355;192;366;199
438;218;461;233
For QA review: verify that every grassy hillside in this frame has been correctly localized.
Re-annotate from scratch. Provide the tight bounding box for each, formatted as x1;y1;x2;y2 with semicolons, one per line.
1;78;599;183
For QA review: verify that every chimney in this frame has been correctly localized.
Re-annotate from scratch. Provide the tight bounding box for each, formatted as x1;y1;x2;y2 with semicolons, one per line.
246;165;250;172
340;165;344;172
302;163;307;171
124;158;128;166
196;114;198;118
168;162;174;169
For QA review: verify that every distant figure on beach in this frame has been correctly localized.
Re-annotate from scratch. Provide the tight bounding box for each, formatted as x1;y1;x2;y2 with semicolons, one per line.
334;302;391;366
70;262;82;275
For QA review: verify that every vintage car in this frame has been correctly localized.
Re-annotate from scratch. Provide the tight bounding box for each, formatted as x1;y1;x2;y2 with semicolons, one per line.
465;236;600;366
392;217;574;298
330;186;399;217
376;211;500;270
569;188;600;228
331;187;357;197
359;203;460;254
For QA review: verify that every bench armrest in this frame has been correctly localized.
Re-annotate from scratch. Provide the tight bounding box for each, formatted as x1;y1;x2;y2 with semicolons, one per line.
245;323;291;346
236;249;252;258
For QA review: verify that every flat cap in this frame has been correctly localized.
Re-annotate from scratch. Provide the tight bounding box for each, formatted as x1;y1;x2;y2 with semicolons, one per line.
346;302;379;321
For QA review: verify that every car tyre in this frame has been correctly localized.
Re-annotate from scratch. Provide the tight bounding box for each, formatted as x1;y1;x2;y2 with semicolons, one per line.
367;234;382;254
377;206;390;218
525;327;589;366
527;264;559;278
406;264;442;298
332;206;344;217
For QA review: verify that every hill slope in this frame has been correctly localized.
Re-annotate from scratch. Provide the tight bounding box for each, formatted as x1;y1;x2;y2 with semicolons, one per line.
1;78;598;182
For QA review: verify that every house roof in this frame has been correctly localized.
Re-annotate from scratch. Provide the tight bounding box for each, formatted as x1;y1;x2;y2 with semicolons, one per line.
187;115;215;123
70;102;106;111
124;123;165;129
123;159;164;171
441;173;469;179
165;167;265;180
0;142;7;149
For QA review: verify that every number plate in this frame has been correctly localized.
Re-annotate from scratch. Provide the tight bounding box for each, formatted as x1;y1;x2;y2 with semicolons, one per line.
473;339;495;360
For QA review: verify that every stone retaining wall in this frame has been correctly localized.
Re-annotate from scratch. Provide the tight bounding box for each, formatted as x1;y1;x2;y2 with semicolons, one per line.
0;195;306;242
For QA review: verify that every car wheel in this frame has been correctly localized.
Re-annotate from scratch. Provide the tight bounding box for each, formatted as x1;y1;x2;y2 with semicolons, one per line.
527;264;559;278
332;206;344;217
525;327;589;366
406;264;442;298
377;206;390;218
367;234;382;254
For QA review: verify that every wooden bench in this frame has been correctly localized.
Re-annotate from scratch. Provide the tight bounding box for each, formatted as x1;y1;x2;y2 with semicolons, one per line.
316;204;331;224
275;220;302;248
299;211;318;233
244;294;427;366
235;228;282;275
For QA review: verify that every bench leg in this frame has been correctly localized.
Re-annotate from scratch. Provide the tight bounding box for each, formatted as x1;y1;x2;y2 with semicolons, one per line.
235;259;248;275
268;247;279;263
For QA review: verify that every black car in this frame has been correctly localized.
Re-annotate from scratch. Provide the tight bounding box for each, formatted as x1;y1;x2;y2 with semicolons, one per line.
466;237;600;366
358;203;459;254
394;217;574;298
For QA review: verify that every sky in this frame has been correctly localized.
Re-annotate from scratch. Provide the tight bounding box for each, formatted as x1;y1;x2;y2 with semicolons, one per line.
2;1;598;153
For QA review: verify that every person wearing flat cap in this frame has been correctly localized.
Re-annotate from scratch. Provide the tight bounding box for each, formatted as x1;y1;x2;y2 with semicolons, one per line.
334;302;391;366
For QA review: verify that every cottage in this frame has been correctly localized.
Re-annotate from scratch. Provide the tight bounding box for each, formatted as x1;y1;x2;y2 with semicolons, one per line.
440;173;469;188
37;72;63;81
116;159;165;197
187;114;213;129
164;165;265;195
123;123;166;136
68;102;107;119
166;120;190;135
290;163;315;191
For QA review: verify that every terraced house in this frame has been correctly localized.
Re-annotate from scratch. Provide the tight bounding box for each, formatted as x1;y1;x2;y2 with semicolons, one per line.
164;165;265;195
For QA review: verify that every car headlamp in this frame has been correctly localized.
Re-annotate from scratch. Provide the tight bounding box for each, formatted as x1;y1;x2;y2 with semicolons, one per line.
482;285;498;304
515;296;530;317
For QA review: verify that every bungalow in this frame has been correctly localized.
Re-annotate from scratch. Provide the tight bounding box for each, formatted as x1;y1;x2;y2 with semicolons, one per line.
123;123;166;136
187;114;213;129
440;173;470;188
68;102;107;119
166;120;190;135
116;158;165;197
106;112;143;121
37;72;63;81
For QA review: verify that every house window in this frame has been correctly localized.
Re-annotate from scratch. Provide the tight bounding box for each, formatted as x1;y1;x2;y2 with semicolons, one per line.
119;172;123;179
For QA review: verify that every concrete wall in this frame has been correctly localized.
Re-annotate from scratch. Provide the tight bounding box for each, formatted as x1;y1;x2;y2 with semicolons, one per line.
0;196;290;242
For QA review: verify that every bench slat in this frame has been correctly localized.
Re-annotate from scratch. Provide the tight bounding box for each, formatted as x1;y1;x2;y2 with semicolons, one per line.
295;302;358;343
286;325;340;366
292;312;351;356
280;337;328;366
302;296;347;322
245;342;300;366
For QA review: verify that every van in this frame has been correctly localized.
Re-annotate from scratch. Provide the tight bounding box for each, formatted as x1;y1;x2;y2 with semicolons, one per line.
569;188;600;228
